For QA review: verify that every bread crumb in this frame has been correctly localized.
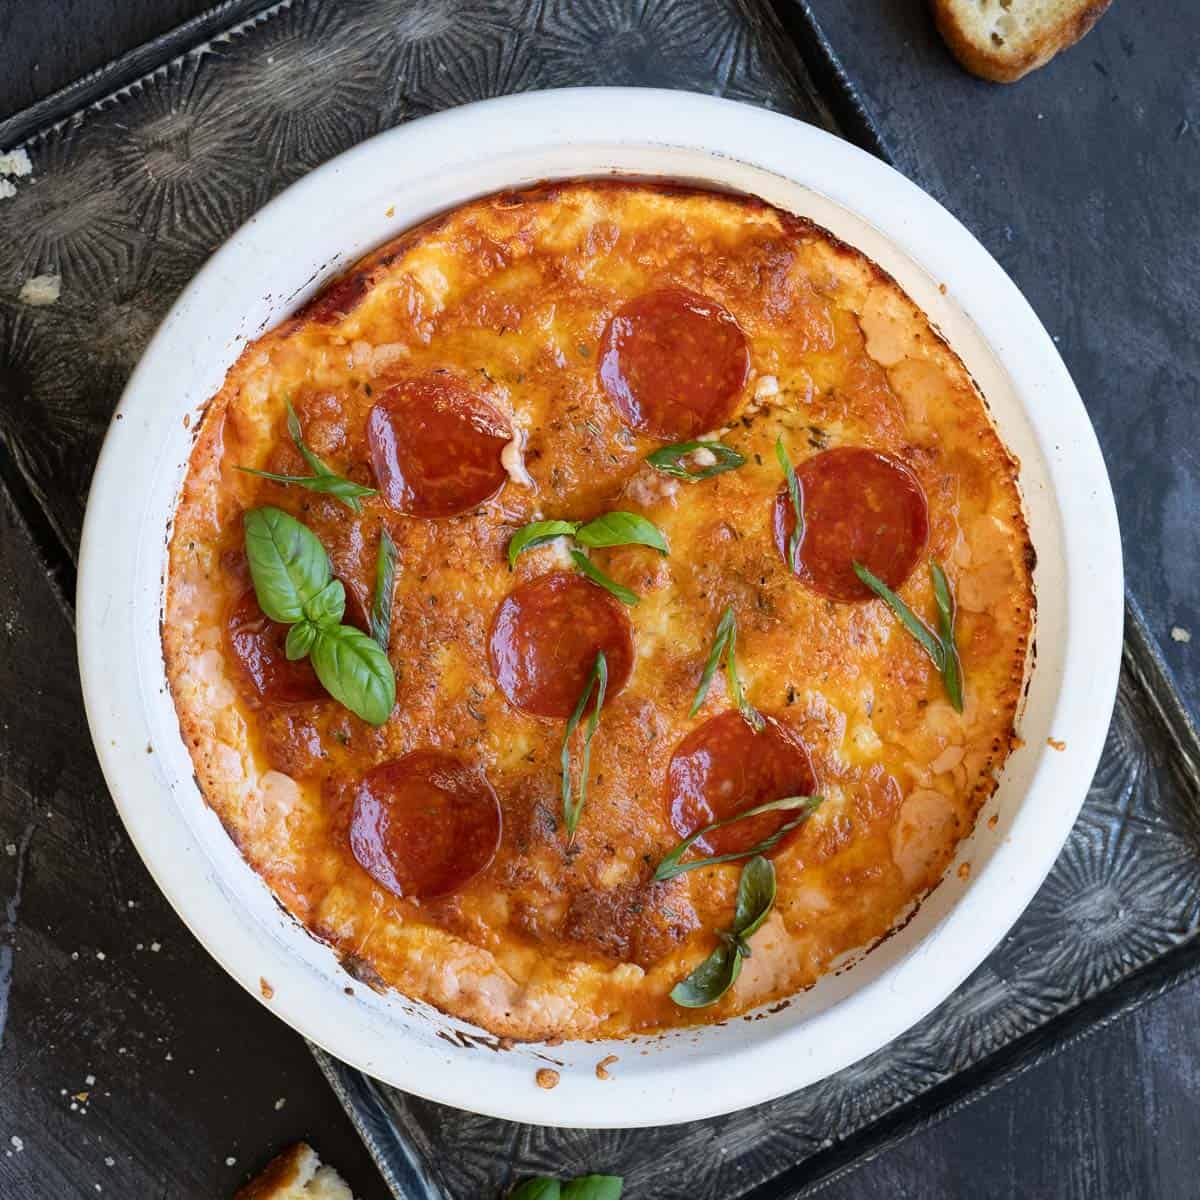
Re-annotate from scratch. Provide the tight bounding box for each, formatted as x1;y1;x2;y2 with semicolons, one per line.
10;1136;24;1152
535;1068;560;1090
226;1156;237;1167
233;1141;354;1199
260;977;275;1000
957;862;971;880
938;282;948;295
1171;625;1191;643
18;274;62;306
95;951;106;961
150;941;162;952
274;1097;286;1111
987;813;999;829
1047;737;1066;751
385;205;396;218
595;1054;619;1080
0;148;32;177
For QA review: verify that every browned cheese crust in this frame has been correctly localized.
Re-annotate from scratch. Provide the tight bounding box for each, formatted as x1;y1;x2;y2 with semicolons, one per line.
163;182;1034;1039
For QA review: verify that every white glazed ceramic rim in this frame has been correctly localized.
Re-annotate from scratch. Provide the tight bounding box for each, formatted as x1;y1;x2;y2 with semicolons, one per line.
77;88;1122;1128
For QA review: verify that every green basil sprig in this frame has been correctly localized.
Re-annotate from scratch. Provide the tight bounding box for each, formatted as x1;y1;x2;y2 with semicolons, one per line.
671;856;776;1008
507;511;668;569
853;559;964;712
369;528;397;651
238;401;377;514
690;606;764;731
653;795;822;881
243;506;395;725
775;435;803;573
561;651;608;842
507;511;667;606
646;439;745;482
510;1175;623;1200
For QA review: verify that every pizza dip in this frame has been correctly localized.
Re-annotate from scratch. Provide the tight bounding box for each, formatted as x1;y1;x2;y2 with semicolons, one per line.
163;181;1034;1040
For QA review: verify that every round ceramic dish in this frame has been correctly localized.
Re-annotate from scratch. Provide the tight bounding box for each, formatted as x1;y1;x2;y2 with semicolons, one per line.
76;88;1122;1128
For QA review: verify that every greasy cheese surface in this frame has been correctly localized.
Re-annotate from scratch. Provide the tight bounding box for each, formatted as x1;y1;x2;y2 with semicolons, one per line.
164;182;1033;1039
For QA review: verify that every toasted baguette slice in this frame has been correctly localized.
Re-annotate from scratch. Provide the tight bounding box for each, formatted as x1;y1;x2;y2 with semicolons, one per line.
235;1143;354;1200
932;0;1113;82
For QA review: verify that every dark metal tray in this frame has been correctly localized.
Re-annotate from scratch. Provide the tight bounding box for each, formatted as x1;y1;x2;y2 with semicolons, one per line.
2;1;1197;1197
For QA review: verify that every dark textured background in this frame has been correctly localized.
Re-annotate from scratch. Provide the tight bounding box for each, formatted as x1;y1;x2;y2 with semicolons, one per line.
1;2;1198;1198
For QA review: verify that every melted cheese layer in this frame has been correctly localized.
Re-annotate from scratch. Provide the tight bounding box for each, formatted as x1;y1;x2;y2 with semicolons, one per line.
164;182;1034;1040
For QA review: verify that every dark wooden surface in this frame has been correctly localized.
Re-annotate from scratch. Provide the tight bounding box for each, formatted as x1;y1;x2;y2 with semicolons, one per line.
1;3;1198;1199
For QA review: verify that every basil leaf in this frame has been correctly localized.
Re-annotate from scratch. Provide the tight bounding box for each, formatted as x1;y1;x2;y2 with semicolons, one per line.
310;625;396;726
653;795;822;881
285;401;323;475
243;506;332;624
561;1177;623;1200
561;651;608;840
732;855;776;939
507;520;580;569
929;560;964;713
237;467;378;511
775;435;803;574
724;615;764;733
689;607;734;717
852;561;946;670
647;440;745;481
304;578;346;628
510;1180;561;1200
570;550;639;606
575;511;669;555
688;606;762;729
670;939;742;1008
671;857;778;1008
237;401;377;514
370;528;397;651
285;620;317;662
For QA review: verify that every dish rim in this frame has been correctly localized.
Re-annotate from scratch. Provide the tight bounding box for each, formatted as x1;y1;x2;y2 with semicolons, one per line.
75;87;1122;1127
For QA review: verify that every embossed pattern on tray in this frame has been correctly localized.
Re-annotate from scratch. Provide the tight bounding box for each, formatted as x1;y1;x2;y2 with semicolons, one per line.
4;1;1199;1198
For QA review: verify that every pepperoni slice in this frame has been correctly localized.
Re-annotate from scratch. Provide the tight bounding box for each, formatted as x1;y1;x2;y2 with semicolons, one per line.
488;571;635;719
367;375;511;517
667;712;816;857
350;751;502;899
598;287;750;440
225;589;325;704
774;446;929;602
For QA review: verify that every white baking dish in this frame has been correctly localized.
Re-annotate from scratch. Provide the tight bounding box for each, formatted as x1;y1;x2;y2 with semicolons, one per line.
76;88;1122;1128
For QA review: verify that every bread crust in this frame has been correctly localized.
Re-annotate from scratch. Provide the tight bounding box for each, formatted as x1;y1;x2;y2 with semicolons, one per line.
164;181;1034;1040
931;0;1114;82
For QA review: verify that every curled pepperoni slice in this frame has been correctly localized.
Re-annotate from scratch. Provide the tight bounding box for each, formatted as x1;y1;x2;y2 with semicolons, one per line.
774;447;929;602
350;751;502;899
488;571;635;719
367;375;511;517
598;287;750;440
667;711;816;857
225;589;325;704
